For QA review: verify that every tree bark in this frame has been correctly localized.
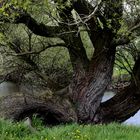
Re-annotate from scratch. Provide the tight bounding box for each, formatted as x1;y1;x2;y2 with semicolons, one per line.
0;56;140;125
69;45;116;123
93;56;140;124
0;95;77;125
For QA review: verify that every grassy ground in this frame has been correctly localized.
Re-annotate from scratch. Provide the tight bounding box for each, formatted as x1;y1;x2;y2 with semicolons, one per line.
0;119;140;140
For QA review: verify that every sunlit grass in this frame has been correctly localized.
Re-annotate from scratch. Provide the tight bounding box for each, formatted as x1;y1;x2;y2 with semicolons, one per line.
0;118;140;140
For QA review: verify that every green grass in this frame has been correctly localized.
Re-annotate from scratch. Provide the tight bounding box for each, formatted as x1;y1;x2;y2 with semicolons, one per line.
0;119;140;140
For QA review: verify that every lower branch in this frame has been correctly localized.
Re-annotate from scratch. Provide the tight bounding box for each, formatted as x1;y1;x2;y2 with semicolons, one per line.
94;84;140;124
70;46;116;123
94;56;140;124
0;94;77;125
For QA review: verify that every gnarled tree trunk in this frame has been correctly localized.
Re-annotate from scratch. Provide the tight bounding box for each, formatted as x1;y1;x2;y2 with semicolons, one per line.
0;95;77;125
0;0;140;126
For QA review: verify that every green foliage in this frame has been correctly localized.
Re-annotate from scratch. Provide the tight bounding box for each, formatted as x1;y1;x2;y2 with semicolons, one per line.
114;49;134;76
1;119;140;140
0;0;139;86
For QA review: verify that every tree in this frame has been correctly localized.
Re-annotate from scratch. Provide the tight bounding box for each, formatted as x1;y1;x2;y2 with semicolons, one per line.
0;0;140;125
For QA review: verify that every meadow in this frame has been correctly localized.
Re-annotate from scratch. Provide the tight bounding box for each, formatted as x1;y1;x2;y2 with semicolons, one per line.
0;118;140;140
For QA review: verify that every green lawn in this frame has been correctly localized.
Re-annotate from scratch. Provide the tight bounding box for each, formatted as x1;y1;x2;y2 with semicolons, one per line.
0;119;140;140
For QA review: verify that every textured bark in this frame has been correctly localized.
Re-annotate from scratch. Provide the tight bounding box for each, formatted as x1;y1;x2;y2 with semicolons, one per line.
95;85;140;123
68;0;124;123
93;56;140;124
0;95;77;125
56;2;89;73
69;45;116;123
14;13;64;38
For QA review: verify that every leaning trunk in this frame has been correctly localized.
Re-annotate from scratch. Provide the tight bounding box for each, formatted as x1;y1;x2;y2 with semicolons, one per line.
0;95;77;125
94;56;140;123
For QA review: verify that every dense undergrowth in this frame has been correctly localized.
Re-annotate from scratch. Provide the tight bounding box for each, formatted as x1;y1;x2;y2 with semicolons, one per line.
0;118;140;140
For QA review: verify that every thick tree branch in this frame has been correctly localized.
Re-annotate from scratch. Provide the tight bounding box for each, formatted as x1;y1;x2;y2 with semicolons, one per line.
0;94;77;123
94;55;140;124
73;0;123;50
14;12;63;38
129;22;140;32
55;1;90;72
111;21;140;47
72;0;99;48
10;43;66;56
0;5;65;38
111;36;131;47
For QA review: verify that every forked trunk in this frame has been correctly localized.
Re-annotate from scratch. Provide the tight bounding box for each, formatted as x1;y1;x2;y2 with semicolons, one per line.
0;56;140;125
70;46;116;123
